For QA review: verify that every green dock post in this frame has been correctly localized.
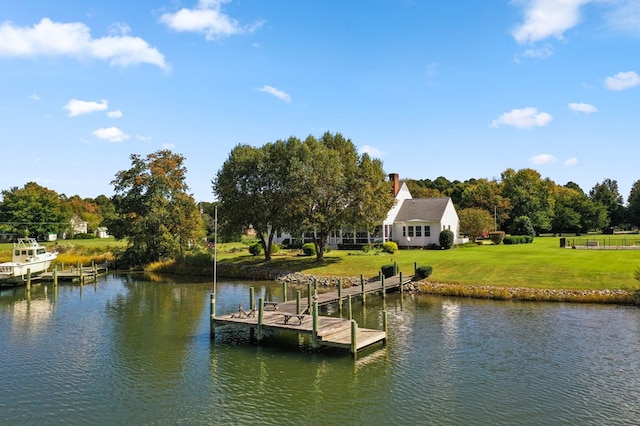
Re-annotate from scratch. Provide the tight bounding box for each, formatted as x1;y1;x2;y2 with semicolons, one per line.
312;301;320;349
53;265;58;286
382;311;388;345
414;262;417;275
381;274;385;297
348;294;352;320
394;261;397;276
350;320;357;357
282;282;288;302
399;271;404;293
338;278;342;307
92;260;96;272
26;268;31;291
257;297;264;342
210;293;216;337
361;274;365;304
296;290;301;314
249;287;255;310
307;283;312;312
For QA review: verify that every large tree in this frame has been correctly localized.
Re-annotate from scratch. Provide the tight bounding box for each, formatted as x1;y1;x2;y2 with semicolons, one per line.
500;168;555;234
627;180;640;228
458;207;495;242
0;182;68;238
459;178;511;230
109;150;204;266
589;178;626;228
294;132;395;261
213;138;305;260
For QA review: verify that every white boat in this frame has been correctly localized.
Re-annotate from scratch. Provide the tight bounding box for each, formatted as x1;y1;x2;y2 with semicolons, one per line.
0;238;58;285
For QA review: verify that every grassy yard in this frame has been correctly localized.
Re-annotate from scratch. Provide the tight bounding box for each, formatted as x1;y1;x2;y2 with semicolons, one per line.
217;236;640;291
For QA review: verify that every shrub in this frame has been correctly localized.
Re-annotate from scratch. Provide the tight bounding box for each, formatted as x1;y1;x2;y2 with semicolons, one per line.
439;229;454;249
416;265;433;279
524;235;534;243
73;233;95;239
302;243;316;256
249;242;263;256
381;263;397;278
270;243;281;254
382;241;398;254
488;231;505;245
510;216;535;236
503;236;517;244
426;243;440;250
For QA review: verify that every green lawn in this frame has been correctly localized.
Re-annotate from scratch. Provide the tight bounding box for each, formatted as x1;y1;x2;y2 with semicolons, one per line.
218;236;640;291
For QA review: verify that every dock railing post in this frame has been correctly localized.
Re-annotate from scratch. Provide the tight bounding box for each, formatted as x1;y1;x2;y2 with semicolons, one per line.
348;294;352;320
350;320;357;357
26;268;31;291
249;287;255;310
312;301;320;349
399;271;404;293
282;282;288;302
257;297;264;342
361;274;365;304
307;283;312;313
382;311;388;345
210;293;216;337
381;274;386;298
296;290;301;314
338;278;342;311
53;265;58;286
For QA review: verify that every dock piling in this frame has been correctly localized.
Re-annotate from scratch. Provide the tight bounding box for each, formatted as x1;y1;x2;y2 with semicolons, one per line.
350;320;357;357
249;287;255;310
282;282;288;302
257;297;264;341
311;301;319;349
210;294;216;337
26;268;31;291
296;290;301;314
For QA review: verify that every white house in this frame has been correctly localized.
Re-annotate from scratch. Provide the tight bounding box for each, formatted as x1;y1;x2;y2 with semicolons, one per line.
273;173;462;249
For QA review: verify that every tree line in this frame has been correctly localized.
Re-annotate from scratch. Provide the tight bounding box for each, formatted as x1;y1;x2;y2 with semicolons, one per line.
406;169;640;241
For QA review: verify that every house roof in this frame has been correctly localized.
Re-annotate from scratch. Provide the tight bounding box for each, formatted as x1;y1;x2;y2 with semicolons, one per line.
395;197;451;222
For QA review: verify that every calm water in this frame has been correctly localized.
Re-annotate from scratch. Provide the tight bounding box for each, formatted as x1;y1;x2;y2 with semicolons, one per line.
1;274;639;425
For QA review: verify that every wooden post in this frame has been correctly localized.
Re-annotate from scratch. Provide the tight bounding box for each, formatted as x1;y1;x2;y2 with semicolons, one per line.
394;261;397;276
210;293;216;337
399;271;404;293
282;282;288;302
382;311;388;345
79;262;84;284
249;287;255;310
307;283;312;312
257;297;264;342
53;265;58;286
338;278;342;310
381;274;386;297
296;290;301;314
26;268;31;291
414;262;417;275
311;301;320;349
361;274;365;304
350;320;357;356
348;294;352;320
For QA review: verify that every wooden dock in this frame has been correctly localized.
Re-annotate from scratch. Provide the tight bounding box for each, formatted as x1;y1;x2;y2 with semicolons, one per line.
40;262;109;283
211;273;413;356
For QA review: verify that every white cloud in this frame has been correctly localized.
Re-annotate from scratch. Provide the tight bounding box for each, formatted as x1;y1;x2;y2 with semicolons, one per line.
28;93;40;101
163;143;176;150
107;109;122;118
564;157;579;166
359;145;384;158
491;107;553;129
568;102;597;113
605;71;640;91
512;0;591;44
257;85;292;103
136;134;152;141
0;18;167;69
64;98;108;117
160;0;264;40
604;0;640;33
92;126;129;142
521;45;554;59
530;154;557;165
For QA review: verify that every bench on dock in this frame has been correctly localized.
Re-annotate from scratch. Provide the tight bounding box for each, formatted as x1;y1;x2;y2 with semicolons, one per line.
282;313;306;325
264;301;279;311
231;304;255;318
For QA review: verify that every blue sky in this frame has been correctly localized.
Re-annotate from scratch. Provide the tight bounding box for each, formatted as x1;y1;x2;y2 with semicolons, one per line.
1;0;639;202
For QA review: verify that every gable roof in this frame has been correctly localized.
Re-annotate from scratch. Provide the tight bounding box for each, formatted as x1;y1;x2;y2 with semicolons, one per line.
394;197;451;222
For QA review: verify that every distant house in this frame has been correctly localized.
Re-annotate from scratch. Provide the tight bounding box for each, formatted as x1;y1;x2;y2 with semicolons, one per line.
0;233;16;242
94;227;109;239
273;173;463;249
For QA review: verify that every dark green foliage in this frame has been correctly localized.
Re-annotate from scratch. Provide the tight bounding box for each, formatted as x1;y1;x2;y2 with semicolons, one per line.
270;243;281;254
382;241;398;254
73;233;95;239
510;216;535;236
488;231;505;245
381;264;397;278
439;229;454;249
503;235;533;244
302;243;316;256
426;243;440;250
249;242;263;256
416;265;433;279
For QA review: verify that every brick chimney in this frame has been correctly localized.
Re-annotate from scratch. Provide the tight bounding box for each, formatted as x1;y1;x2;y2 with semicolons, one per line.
389;173;399;197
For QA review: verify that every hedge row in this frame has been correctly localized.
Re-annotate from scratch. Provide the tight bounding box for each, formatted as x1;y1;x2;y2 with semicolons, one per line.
503;235;534;245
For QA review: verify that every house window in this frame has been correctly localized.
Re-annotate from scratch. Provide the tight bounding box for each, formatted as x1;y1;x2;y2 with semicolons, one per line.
402;226;406;237
425;226;431;237
408;226;414;237
416;226;422;237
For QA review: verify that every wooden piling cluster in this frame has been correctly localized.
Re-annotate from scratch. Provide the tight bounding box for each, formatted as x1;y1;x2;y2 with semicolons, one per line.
40;261;109;284
210;273;412;357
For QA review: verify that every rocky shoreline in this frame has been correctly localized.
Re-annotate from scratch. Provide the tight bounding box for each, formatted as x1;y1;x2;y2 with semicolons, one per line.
217;263;639;305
